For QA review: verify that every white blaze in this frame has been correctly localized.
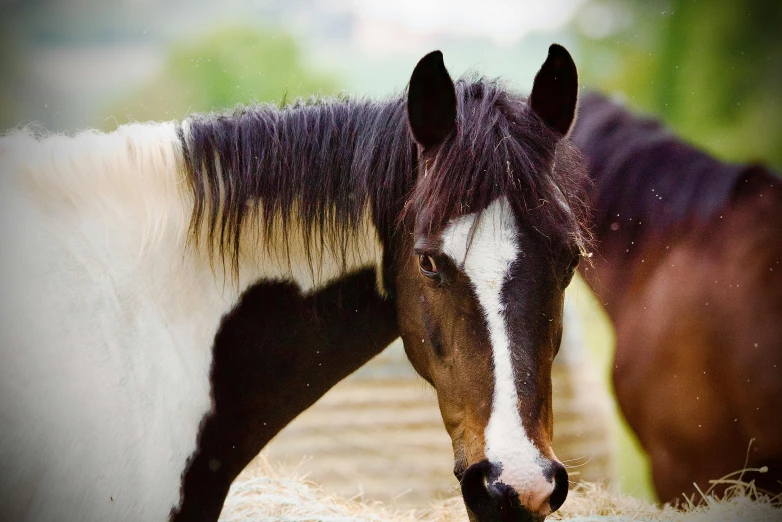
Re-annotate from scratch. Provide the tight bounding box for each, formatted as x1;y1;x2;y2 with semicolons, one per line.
441;196;553;511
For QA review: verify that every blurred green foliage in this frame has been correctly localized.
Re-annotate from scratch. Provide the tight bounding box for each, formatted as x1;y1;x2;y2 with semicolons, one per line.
0;20;41;131
576;0;782;170
102;26;341;129
0;45;21;129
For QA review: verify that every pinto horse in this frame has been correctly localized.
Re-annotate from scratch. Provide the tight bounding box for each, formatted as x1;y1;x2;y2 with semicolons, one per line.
0;46;589;522
571;93;782;502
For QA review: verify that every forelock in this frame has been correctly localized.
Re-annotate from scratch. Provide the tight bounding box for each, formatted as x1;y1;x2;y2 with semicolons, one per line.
406;77;590;253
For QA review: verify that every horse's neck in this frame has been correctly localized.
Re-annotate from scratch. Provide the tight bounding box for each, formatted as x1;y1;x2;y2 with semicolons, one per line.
7;116;392;330
180;100;417;296
584;165;747;315
573;96;747;316
0;121;400;520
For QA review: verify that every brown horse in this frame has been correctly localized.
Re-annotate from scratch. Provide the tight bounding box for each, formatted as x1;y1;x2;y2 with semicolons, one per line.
571;93;782;503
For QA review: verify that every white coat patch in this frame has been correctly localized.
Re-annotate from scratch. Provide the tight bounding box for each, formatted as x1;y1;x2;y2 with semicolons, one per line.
0;123;383;521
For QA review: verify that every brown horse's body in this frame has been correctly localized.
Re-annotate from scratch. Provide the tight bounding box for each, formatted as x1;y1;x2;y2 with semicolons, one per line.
572;93;782;502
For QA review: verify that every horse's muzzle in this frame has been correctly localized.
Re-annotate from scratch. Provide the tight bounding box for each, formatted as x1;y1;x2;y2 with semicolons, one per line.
460;459;568;522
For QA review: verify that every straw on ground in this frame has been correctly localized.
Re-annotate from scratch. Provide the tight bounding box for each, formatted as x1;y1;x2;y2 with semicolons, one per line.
219;456;781;522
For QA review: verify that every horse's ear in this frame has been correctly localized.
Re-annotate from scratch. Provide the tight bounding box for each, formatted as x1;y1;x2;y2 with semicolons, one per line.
407;50;457;149
530;44;578;137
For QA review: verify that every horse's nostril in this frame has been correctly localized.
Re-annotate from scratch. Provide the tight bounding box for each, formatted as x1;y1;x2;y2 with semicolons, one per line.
488;481;524;517
460;460;497;519
461;461;532;521
547;462;569;513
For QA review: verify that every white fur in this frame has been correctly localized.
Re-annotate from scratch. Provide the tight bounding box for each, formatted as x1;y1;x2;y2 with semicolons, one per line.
0;123;383;521
441;197;554;513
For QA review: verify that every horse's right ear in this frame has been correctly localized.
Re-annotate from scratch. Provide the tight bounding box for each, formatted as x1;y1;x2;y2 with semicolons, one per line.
407;51;457;149
530;44;578;137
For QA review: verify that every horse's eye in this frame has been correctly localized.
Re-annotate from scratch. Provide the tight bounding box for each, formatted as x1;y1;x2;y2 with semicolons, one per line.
419;254;439;278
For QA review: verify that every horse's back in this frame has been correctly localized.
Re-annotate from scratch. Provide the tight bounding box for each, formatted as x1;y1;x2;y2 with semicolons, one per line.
0;130;211;521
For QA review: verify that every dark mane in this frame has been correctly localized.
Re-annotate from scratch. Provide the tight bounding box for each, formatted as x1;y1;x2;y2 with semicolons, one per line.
571;92;749;246
179;95;414;274
178;78;590;274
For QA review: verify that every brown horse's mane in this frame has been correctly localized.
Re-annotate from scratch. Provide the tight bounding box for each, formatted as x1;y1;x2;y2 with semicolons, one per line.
178;78;590;275
570;92;769;249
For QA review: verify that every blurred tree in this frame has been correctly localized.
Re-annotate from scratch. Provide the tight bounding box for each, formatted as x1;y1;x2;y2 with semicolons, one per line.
575;0;782;170
0;41;24;129
0;13;44;130
102;26;341;129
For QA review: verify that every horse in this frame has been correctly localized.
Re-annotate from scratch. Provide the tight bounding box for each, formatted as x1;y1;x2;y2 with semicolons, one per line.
0;45;589;522
571;92;782;503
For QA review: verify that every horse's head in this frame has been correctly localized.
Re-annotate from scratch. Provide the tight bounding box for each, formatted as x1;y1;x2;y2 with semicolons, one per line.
395;46;586;521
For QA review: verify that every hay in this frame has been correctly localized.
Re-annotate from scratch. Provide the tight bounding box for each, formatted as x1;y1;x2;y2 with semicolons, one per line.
219;457;417;522
220;458;781;522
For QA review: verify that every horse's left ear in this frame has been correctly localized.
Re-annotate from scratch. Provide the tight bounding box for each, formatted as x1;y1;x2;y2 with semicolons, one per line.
530;44;578;137
407;50;458;149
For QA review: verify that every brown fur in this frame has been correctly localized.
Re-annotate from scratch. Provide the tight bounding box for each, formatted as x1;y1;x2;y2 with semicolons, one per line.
395;243;495;473
608;171;782;501
573;94;782;502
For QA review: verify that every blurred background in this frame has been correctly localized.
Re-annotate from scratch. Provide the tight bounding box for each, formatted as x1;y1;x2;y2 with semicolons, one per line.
2;0;779;509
